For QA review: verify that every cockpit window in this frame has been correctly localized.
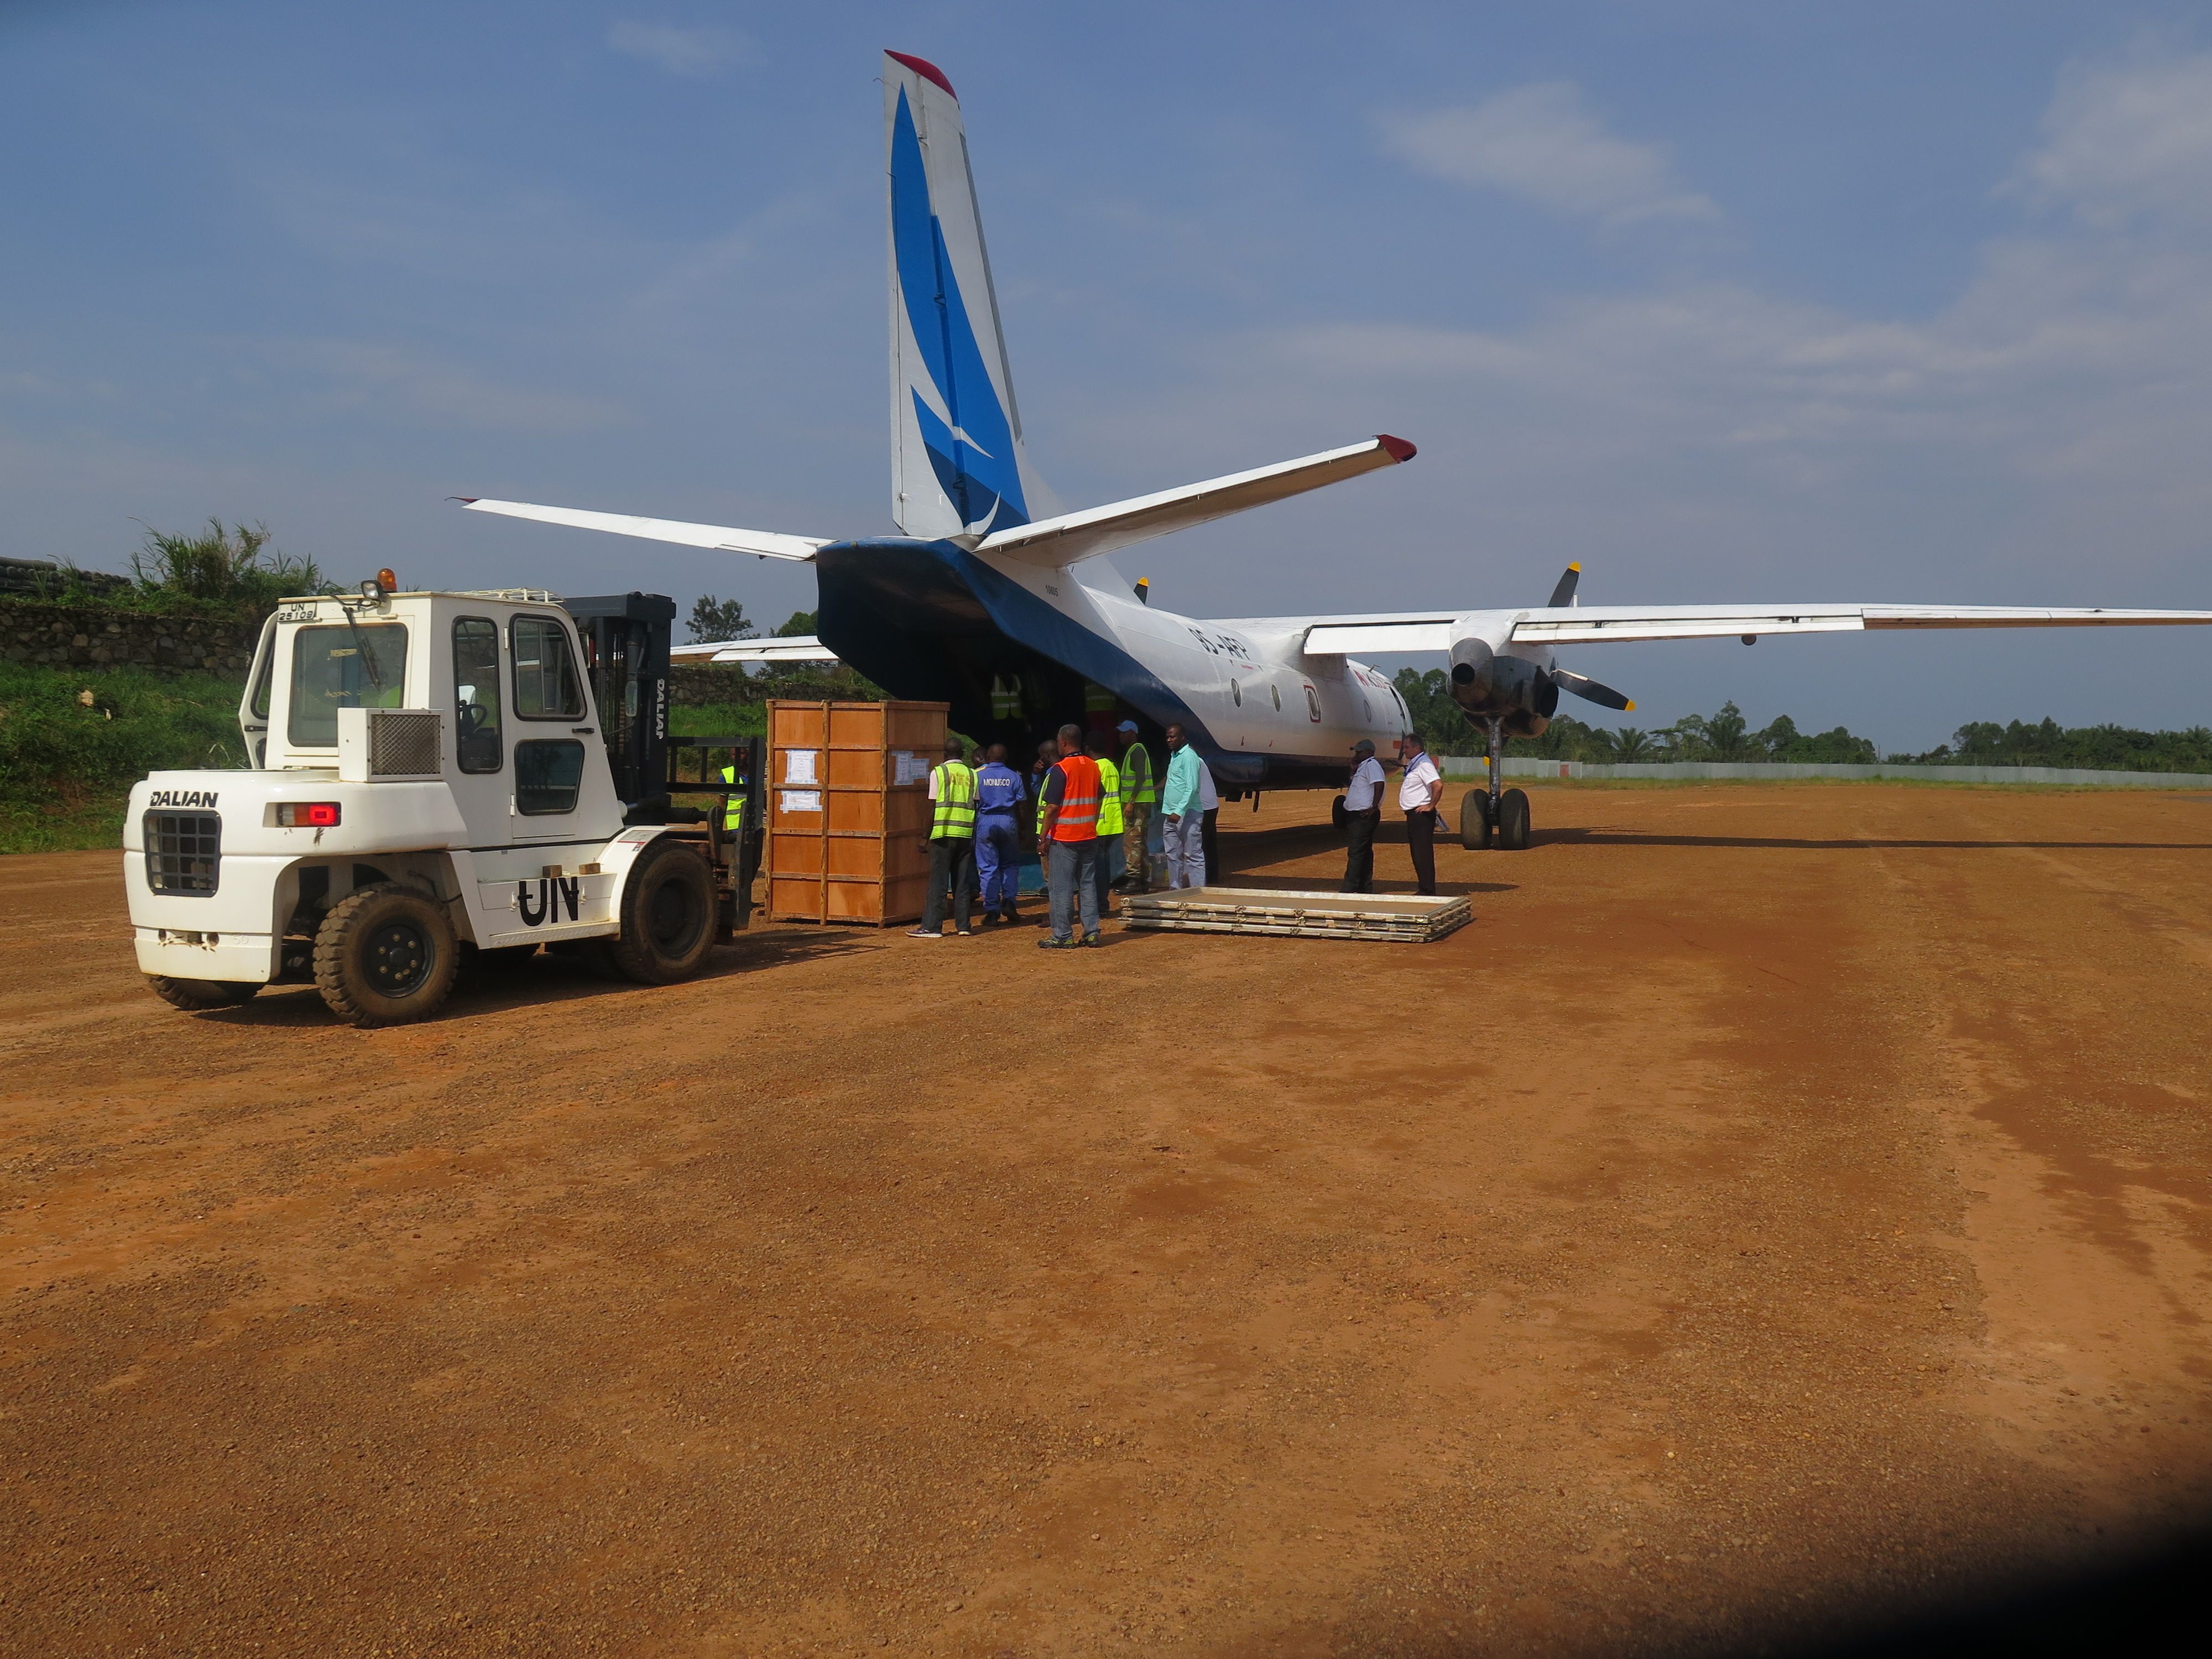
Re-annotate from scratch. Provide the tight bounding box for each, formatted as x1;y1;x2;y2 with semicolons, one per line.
286;623;409;747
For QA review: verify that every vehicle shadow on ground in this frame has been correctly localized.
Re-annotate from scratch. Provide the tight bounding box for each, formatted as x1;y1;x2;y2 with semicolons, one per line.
188;929;877;1027
1533;827;2212;852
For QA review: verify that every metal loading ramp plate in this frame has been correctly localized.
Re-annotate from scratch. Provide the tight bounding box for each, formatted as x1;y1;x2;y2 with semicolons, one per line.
1120;887;1472;942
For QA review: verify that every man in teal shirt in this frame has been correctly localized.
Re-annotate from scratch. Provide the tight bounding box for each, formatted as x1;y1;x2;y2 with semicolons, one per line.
1160;722;1208;890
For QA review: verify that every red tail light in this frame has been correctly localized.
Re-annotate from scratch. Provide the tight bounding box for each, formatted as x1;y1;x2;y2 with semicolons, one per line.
276;802;342;827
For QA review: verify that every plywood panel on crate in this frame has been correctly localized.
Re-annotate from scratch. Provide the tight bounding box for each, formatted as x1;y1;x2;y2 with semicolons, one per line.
765;699;949;926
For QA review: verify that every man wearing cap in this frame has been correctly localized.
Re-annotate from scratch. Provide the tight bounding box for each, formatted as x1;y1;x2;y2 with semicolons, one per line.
1111;720;1155;893
1338;737;1386;894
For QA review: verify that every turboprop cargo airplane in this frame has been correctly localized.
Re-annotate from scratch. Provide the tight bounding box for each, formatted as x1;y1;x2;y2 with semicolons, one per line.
460;49;2212;849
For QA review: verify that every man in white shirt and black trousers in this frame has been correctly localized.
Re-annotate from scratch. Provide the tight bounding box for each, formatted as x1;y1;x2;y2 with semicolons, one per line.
1397;732;1444;896
1338;738;1386;893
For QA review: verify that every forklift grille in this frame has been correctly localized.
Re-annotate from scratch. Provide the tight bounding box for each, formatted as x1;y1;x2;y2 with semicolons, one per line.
145;812;221;896
368;709;442;777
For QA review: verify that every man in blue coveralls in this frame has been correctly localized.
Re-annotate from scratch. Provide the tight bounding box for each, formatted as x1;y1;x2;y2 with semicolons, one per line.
971;742;1027;925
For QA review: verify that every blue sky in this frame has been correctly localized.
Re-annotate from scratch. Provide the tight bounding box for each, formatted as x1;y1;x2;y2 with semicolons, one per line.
4;1;2210;749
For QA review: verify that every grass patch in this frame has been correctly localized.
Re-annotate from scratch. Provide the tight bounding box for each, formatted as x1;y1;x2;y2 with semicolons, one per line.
671;702;764;740
0;662;249;854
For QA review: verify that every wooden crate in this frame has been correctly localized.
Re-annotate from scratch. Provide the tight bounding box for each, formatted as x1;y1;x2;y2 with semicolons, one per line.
765;700;949;925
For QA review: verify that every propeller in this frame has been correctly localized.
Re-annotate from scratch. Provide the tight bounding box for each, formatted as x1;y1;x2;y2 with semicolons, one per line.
1549;666;1636;712
1547;562;1582;608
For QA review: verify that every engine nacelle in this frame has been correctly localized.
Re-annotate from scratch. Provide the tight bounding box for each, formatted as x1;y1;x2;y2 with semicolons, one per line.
1447;620;1556;738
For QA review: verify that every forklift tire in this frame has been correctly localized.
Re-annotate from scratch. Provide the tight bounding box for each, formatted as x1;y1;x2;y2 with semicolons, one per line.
1498;787;1532;851
607;839;717;985
312;883;459;1027
1460;791;1493;849
146;975;259;1011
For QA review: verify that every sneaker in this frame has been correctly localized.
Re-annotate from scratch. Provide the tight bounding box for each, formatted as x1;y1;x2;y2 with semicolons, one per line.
1081;933;1103;948
956;928;973;937
1037;936;1073;950
906;927;942;939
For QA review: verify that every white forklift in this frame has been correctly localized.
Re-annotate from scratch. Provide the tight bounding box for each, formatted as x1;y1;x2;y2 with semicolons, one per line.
122;572;761;1026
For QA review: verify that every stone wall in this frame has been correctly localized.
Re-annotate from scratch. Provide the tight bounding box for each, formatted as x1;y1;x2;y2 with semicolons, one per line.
0;599;261;676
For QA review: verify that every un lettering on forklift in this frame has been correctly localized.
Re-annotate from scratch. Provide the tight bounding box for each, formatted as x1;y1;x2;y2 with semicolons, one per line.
518;877;581;926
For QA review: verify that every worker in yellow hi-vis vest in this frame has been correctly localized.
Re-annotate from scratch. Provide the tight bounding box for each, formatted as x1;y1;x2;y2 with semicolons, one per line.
1086;729;1123;922
1110;719;1155;893
718;761;747;833
911;740;978;937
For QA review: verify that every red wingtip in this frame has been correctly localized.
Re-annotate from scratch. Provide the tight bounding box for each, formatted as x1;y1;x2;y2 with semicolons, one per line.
1376;434;1417;463
885;50;957;101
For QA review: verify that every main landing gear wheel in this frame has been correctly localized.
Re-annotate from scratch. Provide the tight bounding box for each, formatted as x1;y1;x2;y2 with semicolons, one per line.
607;840;717;985
1331;794;1349;831
1498;787;1532;851
312;882;460;1027
146;975;259;1011
1460;791;1493;849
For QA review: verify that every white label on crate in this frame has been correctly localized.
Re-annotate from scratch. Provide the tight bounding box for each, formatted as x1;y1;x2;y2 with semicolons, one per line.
891;749;929;786
779;789;822;814
781;748;818;785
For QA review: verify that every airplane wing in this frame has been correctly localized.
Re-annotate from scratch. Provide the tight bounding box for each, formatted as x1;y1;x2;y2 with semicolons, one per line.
454;498;828;562
1299;603;2212;655
670;635;840;664
975;436;1416;568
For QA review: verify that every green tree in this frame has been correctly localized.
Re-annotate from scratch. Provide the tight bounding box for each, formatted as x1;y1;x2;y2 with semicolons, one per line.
686;595;754;644
1912;718;2212;773
775;609;820;638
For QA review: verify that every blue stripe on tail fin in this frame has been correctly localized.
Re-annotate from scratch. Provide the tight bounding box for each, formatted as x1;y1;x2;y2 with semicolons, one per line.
884;54;1039;540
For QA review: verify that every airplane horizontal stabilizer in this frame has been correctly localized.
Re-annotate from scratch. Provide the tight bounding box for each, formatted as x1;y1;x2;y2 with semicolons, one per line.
1298;602;2212;655
670;635;840;664
455;498;828;562
977;435;1416;569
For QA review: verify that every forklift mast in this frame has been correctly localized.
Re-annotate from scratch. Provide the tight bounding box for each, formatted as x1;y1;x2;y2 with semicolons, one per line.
563;592;675;821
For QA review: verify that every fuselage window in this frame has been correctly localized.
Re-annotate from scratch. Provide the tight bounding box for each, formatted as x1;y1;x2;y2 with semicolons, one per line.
453;617;503;774
1231;680;1241;707
1271;684;1281;711
1305;685;1323;721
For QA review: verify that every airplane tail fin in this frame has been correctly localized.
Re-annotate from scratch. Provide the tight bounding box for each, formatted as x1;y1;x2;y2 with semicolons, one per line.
884;50;1044;542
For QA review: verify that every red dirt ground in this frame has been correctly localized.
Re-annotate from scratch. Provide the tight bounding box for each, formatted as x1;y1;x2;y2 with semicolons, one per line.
4;782;2211;1656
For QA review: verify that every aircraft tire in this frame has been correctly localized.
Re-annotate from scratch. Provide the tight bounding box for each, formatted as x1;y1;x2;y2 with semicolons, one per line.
1498;788;1532;851
1460;791;1493;849
312;883;459;1027
147;975;259;1011
1331;794;1348;831
608;840;717;985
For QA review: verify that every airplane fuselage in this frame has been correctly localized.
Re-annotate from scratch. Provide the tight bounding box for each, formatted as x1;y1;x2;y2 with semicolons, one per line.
813;537;1421;791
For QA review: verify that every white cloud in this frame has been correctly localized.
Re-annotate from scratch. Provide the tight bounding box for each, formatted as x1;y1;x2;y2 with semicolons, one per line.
2011;49;2212;223
1379;82;1719;226
607;20;757;80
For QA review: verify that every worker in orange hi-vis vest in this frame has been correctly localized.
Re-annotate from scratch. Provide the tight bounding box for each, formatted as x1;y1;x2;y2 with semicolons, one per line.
1036;722;1104;950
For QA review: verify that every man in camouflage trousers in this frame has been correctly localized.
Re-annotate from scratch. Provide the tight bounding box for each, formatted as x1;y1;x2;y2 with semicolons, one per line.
1112;719;1155;893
